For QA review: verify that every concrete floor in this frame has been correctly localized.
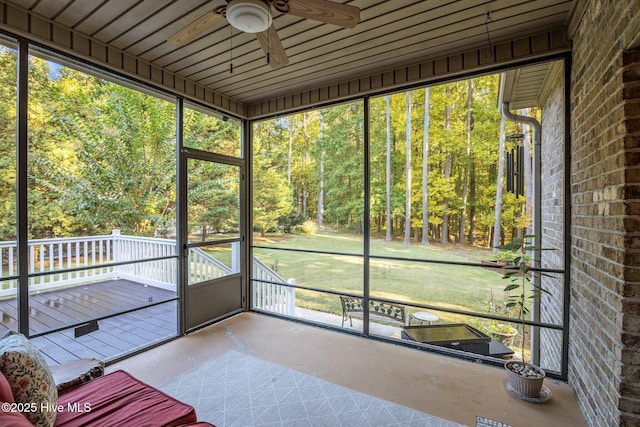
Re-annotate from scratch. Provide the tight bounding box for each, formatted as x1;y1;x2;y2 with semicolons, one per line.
109;312;587;427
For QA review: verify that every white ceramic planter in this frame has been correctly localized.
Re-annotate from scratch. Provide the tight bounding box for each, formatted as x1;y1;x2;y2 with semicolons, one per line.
505;360;545;398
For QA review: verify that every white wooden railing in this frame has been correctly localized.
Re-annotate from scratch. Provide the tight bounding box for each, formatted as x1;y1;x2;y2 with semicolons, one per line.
188;246;233;285
252;257;296;316
1;231;236;295
0;231;296;315
0;234;116;297
111;230;178;291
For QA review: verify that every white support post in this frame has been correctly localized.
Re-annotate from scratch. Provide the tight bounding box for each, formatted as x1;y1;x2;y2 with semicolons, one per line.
231;241;240;273
286;278;296;316
111;229;121;279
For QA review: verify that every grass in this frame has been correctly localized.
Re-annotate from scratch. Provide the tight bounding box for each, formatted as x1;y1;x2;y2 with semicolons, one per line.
251;230;541;355
252;231;515;326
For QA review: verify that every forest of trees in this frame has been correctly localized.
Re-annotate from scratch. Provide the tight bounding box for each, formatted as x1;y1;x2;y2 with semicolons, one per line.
0;47;239;242
0;45;535;249
253;75;534;248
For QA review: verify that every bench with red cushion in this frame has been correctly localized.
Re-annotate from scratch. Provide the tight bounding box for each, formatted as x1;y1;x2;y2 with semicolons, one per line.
0;368;215;427
55;370;204;427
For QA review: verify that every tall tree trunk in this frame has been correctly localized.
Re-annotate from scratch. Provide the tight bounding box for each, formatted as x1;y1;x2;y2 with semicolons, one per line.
468;81;477;245
421;87;430;245
493;114;507;251
317;151;324;228
385;95;392;241
459;80;473;244
302;182;307;216
521;109;533;235
469;161;476;245
317;113;324;229
302;112;308;217
287;116;293;187
442;88;451;244
404;91;412;245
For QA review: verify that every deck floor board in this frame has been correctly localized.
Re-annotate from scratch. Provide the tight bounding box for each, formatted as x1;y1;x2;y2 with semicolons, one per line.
0;280;177;365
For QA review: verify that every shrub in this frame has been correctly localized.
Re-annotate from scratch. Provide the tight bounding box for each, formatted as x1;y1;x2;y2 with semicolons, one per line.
278;209;306;233
300;220;318;234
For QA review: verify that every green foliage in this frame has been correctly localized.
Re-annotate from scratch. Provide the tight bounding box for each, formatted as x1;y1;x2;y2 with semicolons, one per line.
0;48;17;240
300;220;318;234
497;235;552;361
1;54;243;240
251;137;292;236
278;209;306;233
483;288;517;343
188;161;239;240
2;56;186;239
1;48;536;249
183;106;240;155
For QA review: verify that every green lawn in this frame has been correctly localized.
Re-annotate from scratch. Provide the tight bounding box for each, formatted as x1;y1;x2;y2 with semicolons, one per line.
252;231;512;327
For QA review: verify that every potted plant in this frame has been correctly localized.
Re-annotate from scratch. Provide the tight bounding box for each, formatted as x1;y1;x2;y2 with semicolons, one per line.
484;289;517;347
486;322;518;347
497;235;551;399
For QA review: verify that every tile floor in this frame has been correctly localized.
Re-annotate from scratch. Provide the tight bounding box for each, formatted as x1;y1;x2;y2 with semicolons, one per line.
109;312;587;427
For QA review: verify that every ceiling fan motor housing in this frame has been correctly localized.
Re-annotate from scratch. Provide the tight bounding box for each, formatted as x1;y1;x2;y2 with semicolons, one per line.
226;0;273;33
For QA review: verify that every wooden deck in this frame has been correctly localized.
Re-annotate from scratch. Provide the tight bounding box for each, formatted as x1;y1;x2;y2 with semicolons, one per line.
0;279;177;366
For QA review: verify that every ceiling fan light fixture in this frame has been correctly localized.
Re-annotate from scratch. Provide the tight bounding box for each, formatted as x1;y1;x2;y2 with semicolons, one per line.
226;0;272;33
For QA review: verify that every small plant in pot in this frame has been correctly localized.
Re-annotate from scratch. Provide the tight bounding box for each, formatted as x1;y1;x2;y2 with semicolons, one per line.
497;235;551;399
484;290;518;347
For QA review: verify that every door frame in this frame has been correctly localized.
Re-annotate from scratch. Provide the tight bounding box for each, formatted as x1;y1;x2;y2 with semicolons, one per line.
177;98;246;333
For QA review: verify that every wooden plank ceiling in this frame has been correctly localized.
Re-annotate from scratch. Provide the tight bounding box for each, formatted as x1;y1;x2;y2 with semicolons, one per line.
8;0;574;107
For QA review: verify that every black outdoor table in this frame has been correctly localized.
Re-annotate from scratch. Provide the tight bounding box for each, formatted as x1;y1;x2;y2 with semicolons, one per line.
402;324;514;357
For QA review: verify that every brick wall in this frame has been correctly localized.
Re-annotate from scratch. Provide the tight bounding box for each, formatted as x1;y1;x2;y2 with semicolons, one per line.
539;61;565;373
569;1;640;425
619;47;640;426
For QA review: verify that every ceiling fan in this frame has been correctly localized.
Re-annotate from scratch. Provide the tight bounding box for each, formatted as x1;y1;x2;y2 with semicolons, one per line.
168;0;361;69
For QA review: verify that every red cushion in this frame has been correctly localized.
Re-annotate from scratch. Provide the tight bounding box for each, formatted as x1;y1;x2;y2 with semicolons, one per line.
54;370;197;427
0;371;14;403
0;410;33;427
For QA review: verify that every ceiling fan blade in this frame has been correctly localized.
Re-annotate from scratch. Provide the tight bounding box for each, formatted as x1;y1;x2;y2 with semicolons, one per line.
168;9;225;45
284;0;360;29
255;25;289;69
